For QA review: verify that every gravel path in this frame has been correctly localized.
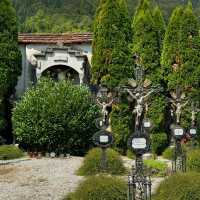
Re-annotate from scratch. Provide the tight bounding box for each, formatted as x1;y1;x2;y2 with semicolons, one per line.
0;157;84;200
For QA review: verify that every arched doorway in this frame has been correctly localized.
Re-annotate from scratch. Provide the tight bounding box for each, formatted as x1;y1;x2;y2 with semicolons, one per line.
42;65;80;84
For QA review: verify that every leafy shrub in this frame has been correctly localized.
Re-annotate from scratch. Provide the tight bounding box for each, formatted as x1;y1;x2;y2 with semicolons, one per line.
0;145;24;160
12;78;99;155
187;149;200;172
77;148;126;175
151;133;168;155
153;172;200;200
162;147;174;160
144;159;168;177
110;104;132;154
65;175;127;200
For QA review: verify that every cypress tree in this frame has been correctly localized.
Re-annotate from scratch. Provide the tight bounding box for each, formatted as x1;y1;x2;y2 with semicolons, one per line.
161;2;200;130
152;5;165;54
161;2;200;91
132;0;165;83
132;0;167;154
92;0;132;88
118;0;132;42
0;0;21;143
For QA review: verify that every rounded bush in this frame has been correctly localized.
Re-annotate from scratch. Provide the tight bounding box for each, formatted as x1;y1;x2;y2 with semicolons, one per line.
153;172;200;200
77;148;126;175
0;145;24;160
12;78;99;155
65;175;127;200
187;149;200;172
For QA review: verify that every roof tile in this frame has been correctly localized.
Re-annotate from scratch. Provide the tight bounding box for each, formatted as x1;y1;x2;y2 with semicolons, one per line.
18;33;93;44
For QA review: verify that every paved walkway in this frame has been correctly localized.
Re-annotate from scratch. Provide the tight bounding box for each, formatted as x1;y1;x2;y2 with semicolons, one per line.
0;156;167;200
0;157;84;200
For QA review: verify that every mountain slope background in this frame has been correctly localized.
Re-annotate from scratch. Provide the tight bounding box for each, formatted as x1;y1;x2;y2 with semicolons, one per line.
12;0;200;33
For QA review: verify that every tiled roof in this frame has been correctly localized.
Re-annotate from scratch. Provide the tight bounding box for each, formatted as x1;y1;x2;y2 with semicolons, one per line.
18;33;93;44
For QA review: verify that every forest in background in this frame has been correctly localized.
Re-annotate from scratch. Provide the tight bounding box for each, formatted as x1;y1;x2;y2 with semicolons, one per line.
12;0;200;33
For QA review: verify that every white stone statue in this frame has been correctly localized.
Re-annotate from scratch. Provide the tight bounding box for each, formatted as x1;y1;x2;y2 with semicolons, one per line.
97;99;114;124
126;89;155;127
171;101;188;124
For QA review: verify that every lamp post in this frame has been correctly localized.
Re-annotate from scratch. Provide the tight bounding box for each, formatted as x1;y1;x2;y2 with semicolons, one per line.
118;66;162;200
93;86;114;172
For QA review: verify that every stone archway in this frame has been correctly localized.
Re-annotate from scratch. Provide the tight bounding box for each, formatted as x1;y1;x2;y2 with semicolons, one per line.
42;65;80;84
32;45;89;84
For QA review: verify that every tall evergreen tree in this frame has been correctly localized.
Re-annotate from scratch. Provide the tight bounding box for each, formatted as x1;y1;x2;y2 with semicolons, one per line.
0;0;21;143
153;5;165;54
132;0;168;154
161;2;200;91
92;0;132;88
161;2;200;130
132;0;165;83
118;0;132;42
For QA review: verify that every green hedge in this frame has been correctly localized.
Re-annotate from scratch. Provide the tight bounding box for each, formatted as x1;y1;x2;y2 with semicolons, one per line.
77;148;126;175
65;175;127;200
0;145;24;160
187;149;200;172
153;172;200;200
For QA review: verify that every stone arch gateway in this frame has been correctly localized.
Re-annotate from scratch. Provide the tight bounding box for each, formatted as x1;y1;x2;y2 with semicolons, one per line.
16;33;92;97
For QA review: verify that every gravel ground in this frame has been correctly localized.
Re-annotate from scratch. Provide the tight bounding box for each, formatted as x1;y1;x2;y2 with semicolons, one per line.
0;157;84;200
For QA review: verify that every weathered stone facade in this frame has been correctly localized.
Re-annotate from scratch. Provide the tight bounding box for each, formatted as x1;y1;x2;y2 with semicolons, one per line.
16;33;92;97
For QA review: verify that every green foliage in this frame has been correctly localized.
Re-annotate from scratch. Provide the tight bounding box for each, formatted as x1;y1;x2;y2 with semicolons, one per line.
147;95;166;129
12;0;200;33
110;104;132;154
153;172;200;200
92;0;133;88
12;78;99;155
132;1;167;152
0;0;21;142
22;9;92;33
161;3;200;134
187;149;200;172
0;145;24;160
126;149;135;159
162;147;174;160
77;148;126;175
161;3;200;90
144;159;168;177
66;175;127;200
132;0;165;83
151;133;168;155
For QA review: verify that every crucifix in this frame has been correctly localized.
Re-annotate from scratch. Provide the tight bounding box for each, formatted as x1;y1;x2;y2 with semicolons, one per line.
169;87;188;125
